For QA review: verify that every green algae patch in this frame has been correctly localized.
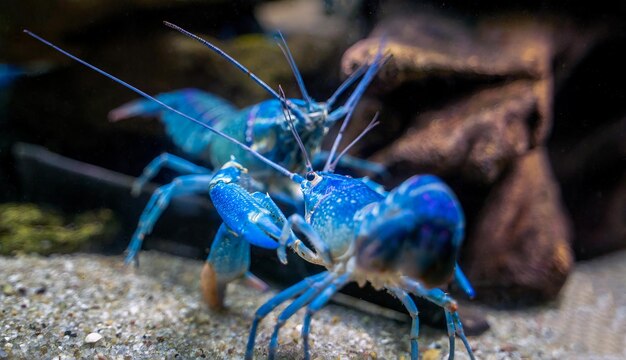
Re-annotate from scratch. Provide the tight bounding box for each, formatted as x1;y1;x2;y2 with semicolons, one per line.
0;203;118;255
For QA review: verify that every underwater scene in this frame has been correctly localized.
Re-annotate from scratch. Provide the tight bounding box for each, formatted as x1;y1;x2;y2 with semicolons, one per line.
1;0;625;359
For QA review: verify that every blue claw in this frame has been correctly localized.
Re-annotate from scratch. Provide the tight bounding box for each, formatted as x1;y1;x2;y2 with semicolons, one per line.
241;215;280;250
209;167;283;250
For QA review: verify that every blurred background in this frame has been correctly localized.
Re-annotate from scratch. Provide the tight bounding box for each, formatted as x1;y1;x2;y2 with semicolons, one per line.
1;0;625;331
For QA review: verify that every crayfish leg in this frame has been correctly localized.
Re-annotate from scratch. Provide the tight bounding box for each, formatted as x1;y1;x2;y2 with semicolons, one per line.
200;262;227;310
201;223;251;310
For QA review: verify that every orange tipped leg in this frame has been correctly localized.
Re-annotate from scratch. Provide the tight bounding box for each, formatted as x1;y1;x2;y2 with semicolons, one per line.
200;262;228;309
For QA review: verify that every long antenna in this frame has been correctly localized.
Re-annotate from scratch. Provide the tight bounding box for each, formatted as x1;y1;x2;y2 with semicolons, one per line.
278;85;313;172
24;29;303;183
325;62;367;109
328;112;380;172
324;40;388;171
323;91;357;171
274;31;313;111
162;21;308;123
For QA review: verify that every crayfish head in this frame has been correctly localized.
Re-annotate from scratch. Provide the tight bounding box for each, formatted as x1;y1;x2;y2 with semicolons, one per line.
287;98;327;130
308;105;328;128
300;171;349;209
302;171;323;187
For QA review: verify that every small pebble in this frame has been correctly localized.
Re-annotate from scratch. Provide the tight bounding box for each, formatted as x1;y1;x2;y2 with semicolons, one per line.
500;343;517;352
2;284;14;296
422;348;441;360
85;332;103;344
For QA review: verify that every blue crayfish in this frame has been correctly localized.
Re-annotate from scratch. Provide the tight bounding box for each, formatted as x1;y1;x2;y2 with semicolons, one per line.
106;22;388;266
26;28;476;360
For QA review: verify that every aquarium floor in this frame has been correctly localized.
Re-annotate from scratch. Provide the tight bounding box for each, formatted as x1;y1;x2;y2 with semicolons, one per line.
1;250;625;359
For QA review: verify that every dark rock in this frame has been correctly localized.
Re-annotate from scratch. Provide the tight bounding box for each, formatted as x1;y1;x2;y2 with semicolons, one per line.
552;118;626;258
465;149;573;302
340;11;601;165
335;9;606;302
370;80;547;184
341;11;599;90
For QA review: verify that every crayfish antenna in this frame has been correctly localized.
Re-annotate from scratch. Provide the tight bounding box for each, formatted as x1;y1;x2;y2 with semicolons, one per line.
274;31;314;111
324;37;389;172
323;89;358;172
162;21;308;123
328;112;380;172
24;29;305;184
278;85;314;172
326;62;367;110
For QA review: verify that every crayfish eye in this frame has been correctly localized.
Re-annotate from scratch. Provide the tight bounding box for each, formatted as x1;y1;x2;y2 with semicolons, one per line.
306;172;316;181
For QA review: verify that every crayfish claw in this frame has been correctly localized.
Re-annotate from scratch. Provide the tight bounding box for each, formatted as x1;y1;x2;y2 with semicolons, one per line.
277;245;289;265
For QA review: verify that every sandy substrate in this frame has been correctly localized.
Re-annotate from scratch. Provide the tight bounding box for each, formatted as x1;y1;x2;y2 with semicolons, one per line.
1;250;625;359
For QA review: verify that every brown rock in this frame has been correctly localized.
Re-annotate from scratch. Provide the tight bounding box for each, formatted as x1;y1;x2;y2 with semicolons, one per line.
465;148;573;302
335;9;602;303
340;11;601;169
341;11;598;91
371;80;549;184
342;12;552;84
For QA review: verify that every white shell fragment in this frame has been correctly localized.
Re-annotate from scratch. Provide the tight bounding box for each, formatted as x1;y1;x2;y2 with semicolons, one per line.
84;332;103;344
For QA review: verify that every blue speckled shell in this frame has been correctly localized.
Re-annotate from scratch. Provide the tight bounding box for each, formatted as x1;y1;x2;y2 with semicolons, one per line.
303;173;383;257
